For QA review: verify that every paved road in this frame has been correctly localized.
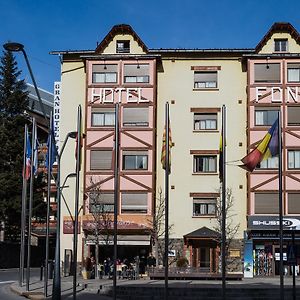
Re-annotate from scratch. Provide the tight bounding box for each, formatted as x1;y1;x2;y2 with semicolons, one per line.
0;268;40;300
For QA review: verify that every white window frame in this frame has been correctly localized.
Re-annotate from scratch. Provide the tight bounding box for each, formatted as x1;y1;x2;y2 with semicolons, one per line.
288;150;300;169
193;155;217;173
193;198;216;216
255;108;279;126
274;39;288;52
193;113;217;130
123;153;148;170
91;110;115;127
194;71;217;89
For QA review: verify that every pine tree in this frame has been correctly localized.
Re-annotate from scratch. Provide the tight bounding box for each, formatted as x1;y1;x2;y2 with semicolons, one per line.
0;50;29;241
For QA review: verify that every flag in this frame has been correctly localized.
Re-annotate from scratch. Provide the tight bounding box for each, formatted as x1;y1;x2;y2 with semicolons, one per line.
33;123;39;176
241;118;279;172
24;130;32;180
45;117;58;171
161;120;172;173
219;134;223;182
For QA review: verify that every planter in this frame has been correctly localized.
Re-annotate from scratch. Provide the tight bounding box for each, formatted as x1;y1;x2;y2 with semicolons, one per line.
82;270;91;280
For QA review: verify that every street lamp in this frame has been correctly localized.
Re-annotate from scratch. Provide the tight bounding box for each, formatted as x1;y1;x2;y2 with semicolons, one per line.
52;132;77;300
3;42;48;123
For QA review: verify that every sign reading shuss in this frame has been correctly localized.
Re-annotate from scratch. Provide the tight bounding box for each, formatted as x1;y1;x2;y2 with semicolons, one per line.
248;216;300;230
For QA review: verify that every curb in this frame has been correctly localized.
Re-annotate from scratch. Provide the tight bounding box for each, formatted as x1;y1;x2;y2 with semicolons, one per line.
10;283;46;300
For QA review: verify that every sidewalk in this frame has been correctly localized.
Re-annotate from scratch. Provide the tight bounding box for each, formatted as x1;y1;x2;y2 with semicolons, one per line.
10;275;300;299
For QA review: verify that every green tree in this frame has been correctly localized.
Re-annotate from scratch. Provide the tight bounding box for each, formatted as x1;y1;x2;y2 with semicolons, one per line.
0;49;46;241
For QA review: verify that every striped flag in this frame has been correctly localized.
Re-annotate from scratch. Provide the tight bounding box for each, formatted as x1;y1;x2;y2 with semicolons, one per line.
33;123;39;176
219;134;223;182
241;118;279;172
25;130;32;181
161;120;172;173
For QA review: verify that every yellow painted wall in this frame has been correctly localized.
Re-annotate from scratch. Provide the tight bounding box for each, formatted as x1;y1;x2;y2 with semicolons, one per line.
157;58;247;239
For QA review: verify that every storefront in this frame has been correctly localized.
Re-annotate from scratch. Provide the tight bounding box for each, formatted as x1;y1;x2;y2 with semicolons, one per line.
245;216;300;277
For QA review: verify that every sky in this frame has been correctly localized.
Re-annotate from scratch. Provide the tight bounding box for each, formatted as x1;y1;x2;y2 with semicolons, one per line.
1;0;300;93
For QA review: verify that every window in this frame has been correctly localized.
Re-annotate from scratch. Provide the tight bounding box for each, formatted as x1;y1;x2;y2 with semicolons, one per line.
116;40;130;53
193;155;217;173
274;39;288;52
255;107;279;126
254;63;280;83
288;193;300;214
92;64;117;83
91;108;115;126
288;107;300;126
124;64;149;83
194;113;217;130
287;64;300;82
254;193;279;214
123;151;148;170
257;157;278;169
121;193;147;214
194;72;217;88
89;193;114;213
193;198;216;216
123;107;149;127
90;150;112;170
288;150;300;169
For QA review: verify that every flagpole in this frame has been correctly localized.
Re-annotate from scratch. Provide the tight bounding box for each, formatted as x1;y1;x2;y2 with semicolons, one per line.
113;103;119;300
45;113;53;297
26;118;36;291
19;124;28;287
73;105;82;300
221;105;227;300
278;111;284;300
164;102;169;300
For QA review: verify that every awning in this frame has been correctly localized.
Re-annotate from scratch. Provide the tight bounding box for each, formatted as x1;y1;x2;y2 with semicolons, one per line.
86;235;150;246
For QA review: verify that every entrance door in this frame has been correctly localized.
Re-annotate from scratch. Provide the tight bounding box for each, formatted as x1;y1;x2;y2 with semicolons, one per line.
199;247;210;271
274;245;287;276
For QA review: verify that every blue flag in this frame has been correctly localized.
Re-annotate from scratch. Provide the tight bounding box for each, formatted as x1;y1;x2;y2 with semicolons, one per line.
45;116;58;171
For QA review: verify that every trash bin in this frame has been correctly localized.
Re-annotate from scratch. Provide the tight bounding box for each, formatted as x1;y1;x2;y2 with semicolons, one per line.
48;260;54;279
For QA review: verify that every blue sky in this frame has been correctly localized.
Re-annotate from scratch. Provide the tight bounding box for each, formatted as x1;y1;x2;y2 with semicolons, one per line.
1;0;300;92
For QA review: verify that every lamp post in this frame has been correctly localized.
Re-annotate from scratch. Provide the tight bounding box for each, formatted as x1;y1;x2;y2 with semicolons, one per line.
52;132;76;300
3;42;48;123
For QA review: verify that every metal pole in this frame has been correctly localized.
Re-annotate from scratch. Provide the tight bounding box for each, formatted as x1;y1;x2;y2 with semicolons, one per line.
292;230;296;300
26;118;36;291
113;103;119;300
278;111;284;300
21;49;48;122
73;105;82;300
164;102;170;300
45;114;53;297
221;105;227;300
19;125;28;287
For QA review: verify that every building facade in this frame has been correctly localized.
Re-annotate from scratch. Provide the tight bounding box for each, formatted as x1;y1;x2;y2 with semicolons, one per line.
52;22;300;277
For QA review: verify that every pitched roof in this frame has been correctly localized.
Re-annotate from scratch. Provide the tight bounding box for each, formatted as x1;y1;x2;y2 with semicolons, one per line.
184;226;220;239
95;24;148;54
256;22;300;53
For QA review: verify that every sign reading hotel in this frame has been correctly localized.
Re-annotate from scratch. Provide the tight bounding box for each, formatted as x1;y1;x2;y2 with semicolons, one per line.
89;87;149;104
53;81;61;150
256;86;300;103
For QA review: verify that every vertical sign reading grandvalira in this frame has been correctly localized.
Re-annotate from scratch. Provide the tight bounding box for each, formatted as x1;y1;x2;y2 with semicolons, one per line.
54;81;61;150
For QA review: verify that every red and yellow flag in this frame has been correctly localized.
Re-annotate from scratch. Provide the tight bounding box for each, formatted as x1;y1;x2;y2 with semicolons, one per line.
161;121;172;173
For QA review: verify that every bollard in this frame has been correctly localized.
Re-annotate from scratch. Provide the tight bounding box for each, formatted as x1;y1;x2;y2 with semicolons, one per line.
40;265;43;281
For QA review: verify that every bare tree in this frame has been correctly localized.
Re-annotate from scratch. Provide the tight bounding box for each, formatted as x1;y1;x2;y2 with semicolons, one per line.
147;188;175;266
213;187;240;271
86;177;113;267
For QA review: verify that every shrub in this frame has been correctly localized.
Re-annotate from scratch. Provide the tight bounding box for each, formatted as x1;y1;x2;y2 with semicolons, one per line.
176;257;188;268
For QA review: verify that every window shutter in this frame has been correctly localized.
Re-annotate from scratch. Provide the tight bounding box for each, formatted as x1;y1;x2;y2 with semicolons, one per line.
124;64;149;76
90;150;112;170
254;63;280;82
121;193;148;211
288;193;300;214
92;64;118;73
288;107;300;125
194;72;217;82
123;107;148;126
255;193;279;214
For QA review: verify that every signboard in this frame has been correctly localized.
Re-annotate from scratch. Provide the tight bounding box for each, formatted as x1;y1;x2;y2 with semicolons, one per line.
53;81;61;150
248;216;300;230
244;239;253;278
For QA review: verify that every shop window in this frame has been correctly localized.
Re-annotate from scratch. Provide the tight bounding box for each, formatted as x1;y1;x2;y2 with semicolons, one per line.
288;150;300;169
255;107;279;126
121;193;148;214
91;108;115;126
124;64;149;83
254;193;279;214
254;63;280;83
123;107;149;127
287;106;300;126
90;150;112;170
193;113;217;130
116;40;130;53
288;193;300;214
274;39;288;52
89;192;114;213
257;157;278;169
287;64;300;82
92;64;117;83
194;71;217;88
193;155;217;173
123;151;148;170
193;198;216;216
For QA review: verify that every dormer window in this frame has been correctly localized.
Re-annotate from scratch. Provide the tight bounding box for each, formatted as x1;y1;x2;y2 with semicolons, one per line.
116;40;130;53
274;39;288;52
